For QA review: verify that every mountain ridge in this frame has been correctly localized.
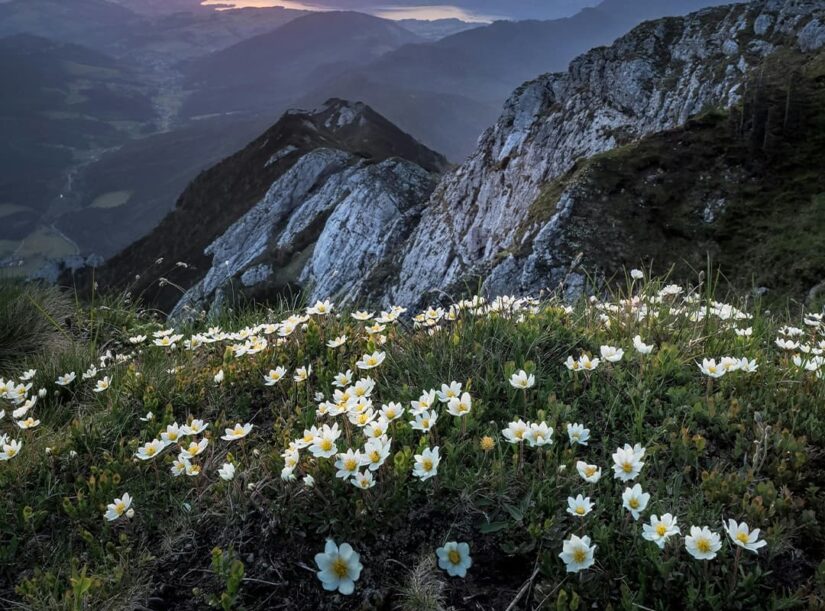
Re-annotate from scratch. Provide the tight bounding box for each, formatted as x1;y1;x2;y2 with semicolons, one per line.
81;99;447;312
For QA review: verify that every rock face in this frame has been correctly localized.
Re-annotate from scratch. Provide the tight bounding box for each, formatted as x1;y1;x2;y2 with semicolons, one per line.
173;149;436;316
385;0;825;306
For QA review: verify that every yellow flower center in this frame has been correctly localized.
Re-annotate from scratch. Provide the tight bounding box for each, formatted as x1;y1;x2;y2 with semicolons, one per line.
575;506;585;515
629;498;640;509
573;548;587;564
370;451;380;462
345;458;357;470
422;459;433;471
736;532;750;544
146;446;156;456
332;557;349;578
656;524;667;536
421;419;430;428
622;462;633;473
585;466;597;476
697;538;711;553
320;439;333;452
448;550;461;565
115;502;126;514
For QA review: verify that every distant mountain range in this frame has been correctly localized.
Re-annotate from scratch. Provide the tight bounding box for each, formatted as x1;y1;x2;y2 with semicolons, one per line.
181;12;423;118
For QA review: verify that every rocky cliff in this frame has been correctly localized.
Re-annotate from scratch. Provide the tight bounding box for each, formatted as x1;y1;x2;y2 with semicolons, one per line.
385;0;825;306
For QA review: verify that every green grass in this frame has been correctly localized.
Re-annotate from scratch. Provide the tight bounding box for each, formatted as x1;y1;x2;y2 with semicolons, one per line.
0;274;824;609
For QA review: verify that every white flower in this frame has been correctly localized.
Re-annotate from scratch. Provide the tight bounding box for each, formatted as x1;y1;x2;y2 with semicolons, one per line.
16;417;40;430
576;461;602;483
509;370;535;389
303;474;315;487
612;443;645;481
642;514;681;549
622;484;650;520
181;419;209;435
361;437;391;471
356;351;386;370
264;367;287;385
526;422;553;447
0;439;22;460
502;419;529;444
567;423;590;446
140;411;154;422
314;540;362;595
19;369;36;381
352;470;375;490
56;372;76;386
723;519;767;553
578;355;600;371
309;424;341;459
93;376;111;393
412;446;440;480
218;463;236;481
559;534;596;573
410;410;438;433
633;335;654;355
446;392;472;417
135;439;169;461
179;438;209;459
566;494;594;517
307;300;334;316
221;422;253;441
379;402;404;421
436;541;472;577
685;526;722;560
630;269;644;280
410;389;437;414
335;449;364;479
738;358;758;373
294;365;312;383
326;335;347;348
436;381;462;403
600;345;624;363
12;397;36;419
104;493;133;522
698;358;725;378
213;369;225;384
333;370;353;388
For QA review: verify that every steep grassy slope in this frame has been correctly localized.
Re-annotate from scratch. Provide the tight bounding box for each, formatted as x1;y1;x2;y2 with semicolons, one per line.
1;277;824;608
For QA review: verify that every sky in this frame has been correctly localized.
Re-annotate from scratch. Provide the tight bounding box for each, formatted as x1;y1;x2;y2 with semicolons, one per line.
199;1;599;22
